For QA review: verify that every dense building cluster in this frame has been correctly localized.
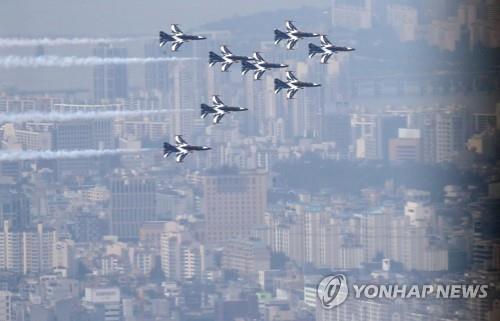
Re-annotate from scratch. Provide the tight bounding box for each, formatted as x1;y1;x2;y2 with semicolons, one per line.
0;0;498;321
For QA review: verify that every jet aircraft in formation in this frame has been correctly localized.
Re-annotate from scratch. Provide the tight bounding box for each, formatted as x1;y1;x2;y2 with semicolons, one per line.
308;35;355;64
274;20;320;50
241;52;288;80
209;45;255;72
200;95;248;124
163;135;211;163
274;71;321;99
159;24;206;51
159;20;355;162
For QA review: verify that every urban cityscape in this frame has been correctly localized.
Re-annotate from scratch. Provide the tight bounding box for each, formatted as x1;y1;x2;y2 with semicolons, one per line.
0;0;499;320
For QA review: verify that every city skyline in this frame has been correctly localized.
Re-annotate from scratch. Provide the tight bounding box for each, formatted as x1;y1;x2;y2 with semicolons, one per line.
0;1;499;321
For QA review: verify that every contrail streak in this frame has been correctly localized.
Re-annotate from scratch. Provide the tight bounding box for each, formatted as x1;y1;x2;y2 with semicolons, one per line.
0;55;192;68
0;37;134;47
0;149;150;161
0;110;193;123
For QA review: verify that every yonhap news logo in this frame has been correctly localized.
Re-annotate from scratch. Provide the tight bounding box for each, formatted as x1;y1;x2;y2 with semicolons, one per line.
316;274;349;309
317;274;489;309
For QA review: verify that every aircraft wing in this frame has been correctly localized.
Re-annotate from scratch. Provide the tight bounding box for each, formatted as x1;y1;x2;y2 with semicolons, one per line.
176;152;188;163
175;135;187;145
321;53;333;64
286;39;298;50
285;20;298;32
286;88;299;99
254;70;266;80
171;24;183;34
221;62;233;72
171;41;183;52
320;35;332;46
212;95;224;106
286;71;298;82
220;45;232;55
213;113;225;124
253;52;265;62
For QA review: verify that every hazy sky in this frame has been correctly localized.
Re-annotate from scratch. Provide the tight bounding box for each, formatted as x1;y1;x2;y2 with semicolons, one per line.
0;0;329;37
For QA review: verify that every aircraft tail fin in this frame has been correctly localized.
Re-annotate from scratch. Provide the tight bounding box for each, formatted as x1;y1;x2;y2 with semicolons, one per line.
163;142;176;158
200;103;213;119
274;29;289;44
308;43;323;58
159;31;175;47
274;78;289;94
241;60;256;75
209;51;224;66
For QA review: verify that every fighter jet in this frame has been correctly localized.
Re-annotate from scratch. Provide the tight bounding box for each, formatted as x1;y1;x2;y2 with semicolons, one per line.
200;95;248;124
308;35;355;64
209;45;255;72
163;135;211;163
274;20;320;50
274;71;321;99
241;52;289;80
159;24;206;51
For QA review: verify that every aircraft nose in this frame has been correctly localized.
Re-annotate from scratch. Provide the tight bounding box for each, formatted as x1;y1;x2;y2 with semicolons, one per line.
281;64;289;68
199;36;207;40
312;33;320;37
203;146;211;150
241;107;249;111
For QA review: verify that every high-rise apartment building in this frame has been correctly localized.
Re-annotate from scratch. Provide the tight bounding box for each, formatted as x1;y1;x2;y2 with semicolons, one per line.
160;222;205;281
0;222;56;275
435;110;467;163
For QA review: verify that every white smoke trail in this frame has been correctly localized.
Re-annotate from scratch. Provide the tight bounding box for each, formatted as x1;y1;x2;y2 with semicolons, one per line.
0;148;150;161
0;37;134;47
0;109;193;123
0;55;192;68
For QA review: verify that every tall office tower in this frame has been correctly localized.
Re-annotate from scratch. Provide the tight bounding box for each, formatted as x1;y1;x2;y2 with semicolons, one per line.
201;169;267;246
144;41;169;94
50;104;113;149
109;172;156;241
53;119;113;176
170;60;199;137
0;222;56;275
376;114;408;161
332;0;373;30
160;222;205;281
286;62;323;138
320;113;351;154
53;121;94;150
244;76;267;135
93;44;128;102
0;177;30;230
435;110;467;163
